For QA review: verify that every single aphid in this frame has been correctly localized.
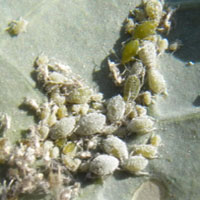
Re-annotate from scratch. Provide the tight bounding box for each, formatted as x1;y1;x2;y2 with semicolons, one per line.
131;144;158;159
76;113;106;136
66;87;93;104
130;60;144;76
62;155;81;172
127;116;155;135
50;116;76;139
71;104;89;115
6;17;28;36
161;7;176;33
51;92;66;105
47;104;59;127
138;40;157;69
102;135;128;162
89;154;119;176
62;142;77;157
133;20;158;40
35;54;49;67
136;91;153;106
37;124;49;140
147;68;167;95
186;61;194;66
124;17;135;35
169;40;182;52
106;95;126;123
135;105;147;117
145;0;163;22
0;113;11;133
133;8;147;22
108;59;124;86
123;75;141;101
0;138;12;164
50;146;60;159
125;101;138;119
150;134;162;147
23;98;40;113
157;37;169;56
56;105;68;120
121;39;140;64
122;155;149;175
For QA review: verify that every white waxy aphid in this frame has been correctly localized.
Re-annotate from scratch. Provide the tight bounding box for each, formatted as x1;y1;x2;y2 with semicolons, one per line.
150;134;162;147
127;116;155;135
131;144;158;159
0;113;11;132
76;113;106;136
23;98;40;113
6;17;28;35
169;40;182;52
0;138;12;163
50;116;76;139
138;40;157;69
90;92;103;102
125;101;138;119
108;59;124;86
123;155;148;175
130;61;144;76
107;95;125;123
124;17;135;35
47;104;59;127
147;68;167;95
157;38;169;56
102;136;128;162
48;71;69;84
145;0;163;22
89;154;119;176
35;54;49;67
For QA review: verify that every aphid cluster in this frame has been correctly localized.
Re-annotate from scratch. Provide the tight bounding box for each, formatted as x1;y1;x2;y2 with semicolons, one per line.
108;0;179;98
0;1;178;199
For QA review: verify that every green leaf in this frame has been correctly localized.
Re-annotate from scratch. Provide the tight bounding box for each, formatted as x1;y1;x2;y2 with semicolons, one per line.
1;1;200;200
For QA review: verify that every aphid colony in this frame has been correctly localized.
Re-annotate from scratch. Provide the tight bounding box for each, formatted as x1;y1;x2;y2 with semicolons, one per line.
0;0;176;199
108;0;176;98
0;55;162;200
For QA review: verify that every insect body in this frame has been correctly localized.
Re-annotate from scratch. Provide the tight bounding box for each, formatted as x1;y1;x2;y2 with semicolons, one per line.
123;155;149;175
102;135;128;162
123;75;141;101
89;154;119;176
127;116;155;135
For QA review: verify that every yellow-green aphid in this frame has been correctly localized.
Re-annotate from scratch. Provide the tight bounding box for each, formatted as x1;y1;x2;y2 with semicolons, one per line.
145;0;163;22
121;39;140;64
150;134;162;147
147;68;167;95
62;142;77;157
6;17;28;36
133;20;158;39
123;75;141;101
132;144;158;159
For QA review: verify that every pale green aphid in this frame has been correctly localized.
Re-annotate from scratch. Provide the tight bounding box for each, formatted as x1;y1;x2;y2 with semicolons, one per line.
127;116;155;135
123;75;141;101
133;20;158;39
145;0;163;22
102;135;129;162
123;155;148;175
121;39;140;64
